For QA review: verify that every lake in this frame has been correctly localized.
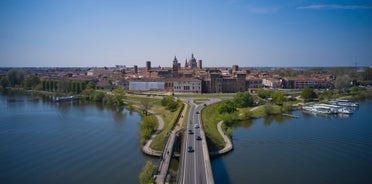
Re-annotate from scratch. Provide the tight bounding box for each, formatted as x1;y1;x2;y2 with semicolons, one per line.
0;95;155;184
212;100;372;184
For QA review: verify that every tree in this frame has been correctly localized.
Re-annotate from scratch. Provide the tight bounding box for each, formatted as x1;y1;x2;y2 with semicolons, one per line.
256;88;271;99
23;75;40;90
139;161;157;184
363;67;372;81
160;96;178;111
139;115;158;143
140;98;153;116
0;76;10;89
112;88;125;106
217;101;236;114
334;75;351;91
301;87;317;102
233;92;253;108
271;91;285;105
7;70;24;87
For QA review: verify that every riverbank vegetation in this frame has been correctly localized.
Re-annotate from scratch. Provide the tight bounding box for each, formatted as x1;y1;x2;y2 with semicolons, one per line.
139;115;158;145
139;161;157;184
150;101;184;151
202;87;372;152
124;96;184;151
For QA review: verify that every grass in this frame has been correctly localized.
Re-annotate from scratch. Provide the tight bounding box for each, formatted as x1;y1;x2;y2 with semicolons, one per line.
183;104;190;128
193;98;208;105
248;105;282;118
125;96;184;151
201;103;226;151
149;102;184;151
202;101;285;152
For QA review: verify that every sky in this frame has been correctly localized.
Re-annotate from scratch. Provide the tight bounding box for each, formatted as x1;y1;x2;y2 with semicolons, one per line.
0;0;371;68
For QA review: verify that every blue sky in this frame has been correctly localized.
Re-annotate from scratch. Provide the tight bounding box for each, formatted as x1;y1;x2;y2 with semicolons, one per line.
0;0;371;67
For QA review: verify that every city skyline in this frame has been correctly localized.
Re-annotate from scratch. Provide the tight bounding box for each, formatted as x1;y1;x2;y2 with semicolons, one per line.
1;0;371;67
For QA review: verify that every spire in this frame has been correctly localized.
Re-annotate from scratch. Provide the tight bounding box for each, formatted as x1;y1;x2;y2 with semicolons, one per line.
173;56;178;64
191;53;194;59
184;58;188;68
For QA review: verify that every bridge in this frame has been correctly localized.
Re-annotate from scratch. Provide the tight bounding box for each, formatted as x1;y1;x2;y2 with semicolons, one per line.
154;98;223;184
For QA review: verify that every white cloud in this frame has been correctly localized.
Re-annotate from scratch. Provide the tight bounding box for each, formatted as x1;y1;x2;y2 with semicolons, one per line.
297;4;372;10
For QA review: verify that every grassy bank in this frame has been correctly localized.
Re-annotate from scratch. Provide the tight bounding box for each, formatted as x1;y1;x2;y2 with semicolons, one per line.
201;102;283;152
150;102;184;151
125;96;184;151
201;103;226;151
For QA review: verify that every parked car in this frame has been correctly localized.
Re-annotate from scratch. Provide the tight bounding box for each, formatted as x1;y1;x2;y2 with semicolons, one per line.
188;129;193;134
194;124;200;128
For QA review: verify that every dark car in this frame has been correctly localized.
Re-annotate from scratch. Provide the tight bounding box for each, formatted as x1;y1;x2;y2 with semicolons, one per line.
188;129;193;134
196;136;202;140
188;146;194;152
203;104;207;107
196;111;199;114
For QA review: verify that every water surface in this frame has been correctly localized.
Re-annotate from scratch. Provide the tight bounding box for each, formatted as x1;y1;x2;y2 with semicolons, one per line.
0;95;153;184
212;100;372;184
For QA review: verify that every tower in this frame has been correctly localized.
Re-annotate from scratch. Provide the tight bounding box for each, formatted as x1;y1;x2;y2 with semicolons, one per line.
146;61;151;72
134;65;138;74
172;56;179;78
198;60;202;69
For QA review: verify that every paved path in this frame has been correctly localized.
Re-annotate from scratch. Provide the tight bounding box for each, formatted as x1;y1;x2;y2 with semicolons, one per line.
210;105;263;156
210;121;233;156
142;114;165;156
250;105;263;112
132;103;166;156
155;103;187;184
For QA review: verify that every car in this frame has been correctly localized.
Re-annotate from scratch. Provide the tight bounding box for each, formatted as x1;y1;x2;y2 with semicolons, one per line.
196;111;199;114
187;146;194;152
188;129;193;134
196;136;202;140
203;104;207;107
194;124;200;128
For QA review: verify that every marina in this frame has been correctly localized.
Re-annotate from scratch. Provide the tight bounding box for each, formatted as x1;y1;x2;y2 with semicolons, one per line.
302;100;357;115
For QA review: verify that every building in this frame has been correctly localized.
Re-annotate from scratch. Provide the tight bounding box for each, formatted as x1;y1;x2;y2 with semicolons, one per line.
202;72;247;93
246;75;263;89
129;80;165;91
173;78;201;94
262;78;282;88
146;61;151;72
185;54;198;69
283;76;332;89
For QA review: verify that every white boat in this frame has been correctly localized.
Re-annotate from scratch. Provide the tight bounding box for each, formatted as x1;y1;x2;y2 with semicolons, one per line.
329;99;359;107
338;107;353;114
302;104;337;114
303;103;354;115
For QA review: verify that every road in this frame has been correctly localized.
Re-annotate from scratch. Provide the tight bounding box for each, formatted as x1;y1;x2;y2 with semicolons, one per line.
181;98;219;184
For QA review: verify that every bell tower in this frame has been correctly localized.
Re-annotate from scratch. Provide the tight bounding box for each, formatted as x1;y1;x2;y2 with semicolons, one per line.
172;56;179;78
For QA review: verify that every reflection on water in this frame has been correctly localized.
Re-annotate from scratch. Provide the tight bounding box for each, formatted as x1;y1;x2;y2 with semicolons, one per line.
0;95;152;184
212;100;372;184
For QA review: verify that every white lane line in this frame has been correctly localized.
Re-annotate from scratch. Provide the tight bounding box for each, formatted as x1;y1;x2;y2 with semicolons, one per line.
194;105;197;184
182;104;192;184
200;106;209;184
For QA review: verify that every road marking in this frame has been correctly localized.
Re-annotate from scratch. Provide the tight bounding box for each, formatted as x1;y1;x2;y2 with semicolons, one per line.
194;110;197;184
